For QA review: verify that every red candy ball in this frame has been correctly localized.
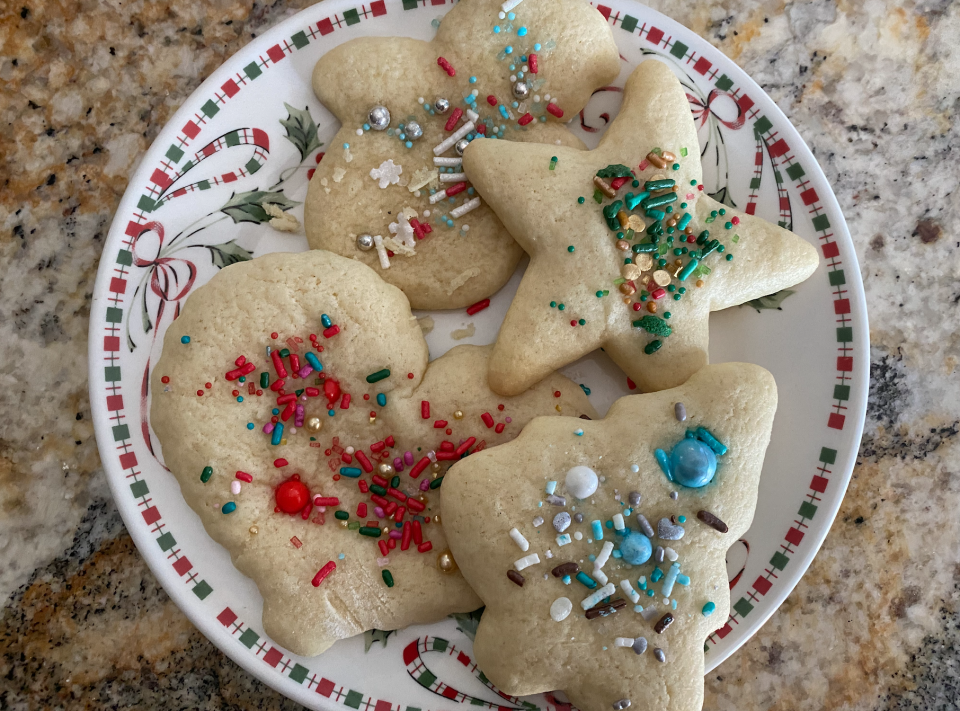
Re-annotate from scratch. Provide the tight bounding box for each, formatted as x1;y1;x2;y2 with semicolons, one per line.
275;479;310;514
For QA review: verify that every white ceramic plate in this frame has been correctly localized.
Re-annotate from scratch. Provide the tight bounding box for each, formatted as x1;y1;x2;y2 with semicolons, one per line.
89;1;868;708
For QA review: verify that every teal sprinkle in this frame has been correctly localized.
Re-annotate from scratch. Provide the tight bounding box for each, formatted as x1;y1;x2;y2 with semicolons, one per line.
651;567;664;583
702;602;716;616
221;502;236;514
246;423;254;430
272;408;280;415
647;589;656;597
180;336;190;344
534;43;542;50
376;393;387;407
578;197;585;204
236;396;243;403
678;515;686;523
579;384;591;396
338;553;346;560
343;143;350;150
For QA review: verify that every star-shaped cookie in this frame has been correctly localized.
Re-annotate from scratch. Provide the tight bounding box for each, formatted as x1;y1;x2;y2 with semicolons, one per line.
442;363;777;711
463;59;819;395
150;250;596;657
304;0;620;309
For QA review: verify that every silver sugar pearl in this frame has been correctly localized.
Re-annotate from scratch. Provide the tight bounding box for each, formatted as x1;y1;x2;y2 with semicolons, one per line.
434;97;450;114
455;138;470;156
628;491;641;506
654;648;666;663
368;105;391;131
357;234;375;251
513;81;530;100
405;120;423;141
612;700;631;710
573;512;584;524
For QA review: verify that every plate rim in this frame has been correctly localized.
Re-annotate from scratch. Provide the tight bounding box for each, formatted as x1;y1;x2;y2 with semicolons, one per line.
87;0;869;705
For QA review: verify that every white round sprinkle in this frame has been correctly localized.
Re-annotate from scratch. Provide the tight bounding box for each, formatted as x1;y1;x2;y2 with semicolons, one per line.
544;93;551;101
356;128;364;136
550;597;573;622
462;224;469;232
499;11;506;18
630;464;640;473
510;75;517;82
565;465;599;499
345;446;355;455
534;95;541;103
573;531;583;541
423;210;431;217
418;97;425;104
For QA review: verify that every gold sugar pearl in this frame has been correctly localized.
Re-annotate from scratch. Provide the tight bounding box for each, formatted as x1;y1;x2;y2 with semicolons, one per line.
249;526;259;535
647;302;658;313
436;550;458;573
431;462;441;473
339;520;349;528
652;270;672;287
382;527;391;535
627;215;645;233
378;463;395;476
433;515;442;524
696;279;705;288
616;239;631;252
453;410;464;420
555;404;562;413
619;282;636;296
634;254;654;272
622;297;631;305
306;416;323;433
674;259;683;267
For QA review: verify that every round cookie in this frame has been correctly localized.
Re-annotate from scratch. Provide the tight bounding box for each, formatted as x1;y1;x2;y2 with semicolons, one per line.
442;363;778;711
305;0;621;309
150;250;596;657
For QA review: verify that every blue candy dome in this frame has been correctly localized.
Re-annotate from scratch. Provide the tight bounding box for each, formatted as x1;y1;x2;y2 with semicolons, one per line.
619;531;652;565
670;438;717;488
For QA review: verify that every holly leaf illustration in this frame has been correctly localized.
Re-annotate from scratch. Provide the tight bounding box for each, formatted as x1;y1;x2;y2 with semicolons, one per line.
206;239;253;269
220;190;300;225
708;185;737;209
450;607;484;641
281;102;323;162
363;628;394;652
741;289;796;313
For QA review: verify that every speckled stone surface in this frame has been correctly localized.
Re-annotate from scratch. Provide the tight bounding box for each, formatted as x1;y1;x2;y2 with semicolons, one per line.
1;0;958;709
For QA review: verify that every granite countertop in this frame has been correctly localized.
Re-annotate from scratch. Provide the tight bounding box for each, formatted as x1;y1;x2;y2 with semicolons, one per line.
1;0;958;708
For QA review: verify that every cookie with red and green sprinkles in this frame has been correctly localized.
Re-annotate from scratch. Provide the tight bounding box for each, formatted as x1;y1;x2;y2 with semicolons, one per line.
462;59;819;396
150;249;596;657
442;363;777;711
304;0;620;310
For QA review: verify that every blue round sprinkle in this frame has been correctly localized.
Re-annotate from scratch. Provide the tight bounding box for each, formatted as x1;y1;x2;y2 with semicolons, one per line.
343;143;350;150
620;532;653;565
517;26;527;36
449;197;456;204
670;439;717;488
507;11;515;20
180;336;190;344
222;502;237;514
509;64;516;71
236;396;243;403
505;46;513;54
534;43;542;51
540;116;547;122
467;187;475;195
363;123;370;130
517;72;524;80
470;76;477;83
247;423;254;430
405;141;412;148
494;25;501;33
272;408;280;416
328;409;335;416
512;101;519;108
521;55;527;62
338;553;345;559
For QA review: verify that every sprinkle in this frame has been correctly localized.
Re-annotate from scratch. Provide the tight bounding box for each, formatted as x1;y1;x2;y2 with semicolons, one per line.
506;569;525;586
366;369;390;384
271;422;284;446
434;157;462;167
654;648;666;663
466;298;491;316
657;518;684;540
200;466;213;483
654;612;675;634
612;513;625;530
514;553;540;570
697;509;729;533
585;599;626;619
180;336;190;344
372;234;390;269
581;583;616;610
550;596;573;621
235;471;253;483
654;448;672;478
556;533;572;546
594;541;614;570
702;601;717;616
552;562;579;578
221;502;236;514
546;103;564;118
381;569;395;587
664;547;679;562
696;426;728;455
553;512;571;532
620;579;641;604
509;527;530;551
612;700;631;710
376;393;387;407
575;571;598;589
545;494;566;506
661;562;681;597
533;516;544;527
436;56;456;76
545;481;558;495
312;561;337;587
433;121;476;155
636;514;655;538
674;402;687;421
518;113;534;126
591;520;604;540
